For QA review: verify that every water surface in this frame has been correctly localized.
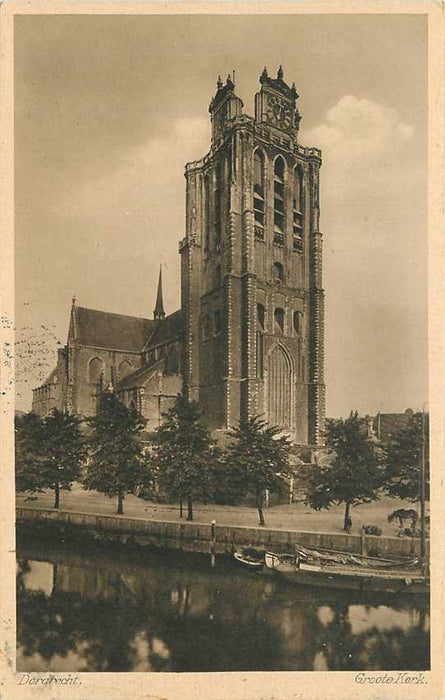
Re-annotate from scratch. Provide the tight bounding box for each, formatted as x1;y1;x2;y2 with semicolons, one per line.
17;542;430;672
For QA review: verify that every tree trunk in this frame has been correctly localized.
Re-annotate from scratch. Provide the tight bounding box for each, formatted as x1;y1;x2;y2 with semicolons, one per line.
54;483;60;509
256;491;266;527
179;492;183;519
187;494;193;521
117;489;124;515
343;501;350;532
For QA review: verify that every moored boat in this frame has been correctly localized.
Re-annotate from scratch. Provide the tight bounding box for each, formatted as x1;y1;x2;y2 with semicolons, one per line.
233;548;264;571
264;550;429;594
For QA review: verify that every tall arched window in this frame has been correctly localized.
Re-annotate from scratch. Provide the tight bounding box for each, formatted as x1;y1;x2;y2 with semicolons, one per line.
214;161;222;250
88;356;104;384
274;307;285;334
293;166;304;252
253;150;265;241
293;310;302;334
256;303;265;379
204;173;210;251
268;345;291;427
274;156;285;246
273;262;284;284
118;359;133;379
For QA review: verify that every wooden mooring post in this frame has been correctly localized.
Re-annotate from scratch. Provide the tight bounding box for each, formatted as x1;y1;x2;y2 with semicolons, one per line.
210;519;216;567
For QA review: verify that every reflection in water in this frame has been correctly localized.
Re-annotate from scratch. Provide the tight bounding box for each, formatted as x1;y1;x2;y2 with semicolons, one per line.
16;544;430;673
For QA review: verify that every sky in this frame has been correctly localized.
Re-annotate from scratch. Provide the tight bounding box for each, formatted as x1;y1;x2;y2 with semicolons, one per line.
14;13;428;417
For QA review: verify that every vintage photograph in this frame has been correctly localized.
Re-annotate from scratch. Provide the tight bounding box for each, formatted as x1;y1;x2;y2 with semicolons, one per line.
3;6;443;696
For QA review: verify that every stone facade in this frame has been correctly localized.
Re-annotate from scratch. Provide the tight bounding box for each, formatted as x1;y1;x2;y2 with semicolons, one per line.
33;67;325;446
180;68;325;445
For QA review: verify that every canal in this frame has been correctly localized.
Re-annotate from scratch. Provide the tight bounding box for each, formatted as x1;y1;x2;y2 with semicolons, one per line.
16;540;430;673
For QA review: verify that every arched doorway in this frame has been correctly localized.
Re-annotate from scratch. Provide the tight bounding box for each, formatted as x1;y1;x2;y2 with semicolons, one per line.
267;345;292;428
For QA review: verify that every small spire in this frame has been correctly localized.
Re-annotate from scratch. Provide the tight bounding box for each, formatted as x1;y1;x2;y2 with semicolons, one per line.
291;81;296;91
277;65;284;80
154;265;166;321
72;294;76;306
217;75;223;89
262;66;268;78
226;74;234;89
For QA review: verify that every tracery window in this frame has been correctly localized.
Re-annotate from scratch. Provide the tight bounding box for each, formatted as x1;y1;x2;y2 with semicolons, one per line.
274;307;285;334
274;262;284;284
293;166;304;252
253;150;265;241
274;156;285;246
293;310;302;334
214;161;222;250
118;359;133;379
88;356;104;384
204;173;210;251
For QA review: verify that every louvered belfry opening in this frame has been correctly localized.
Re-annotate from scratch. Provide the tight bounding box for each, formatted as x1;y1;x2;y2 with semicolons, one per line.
268;345;291;428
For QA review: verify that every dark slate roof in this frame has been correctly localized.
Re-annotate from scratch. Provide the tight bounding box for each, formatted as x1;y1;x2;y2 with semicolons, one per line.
115;359;163;391
143;309;184;350
75;306;155;352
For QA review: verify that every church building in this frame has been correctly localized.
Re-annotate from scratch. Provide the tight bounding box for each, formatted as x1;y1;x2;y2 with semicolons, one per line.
32;67;325;448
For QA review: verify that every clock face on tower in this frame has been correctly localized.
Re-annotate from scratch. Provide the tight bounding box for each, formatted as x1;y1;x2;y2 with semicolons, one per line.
267;95;293;130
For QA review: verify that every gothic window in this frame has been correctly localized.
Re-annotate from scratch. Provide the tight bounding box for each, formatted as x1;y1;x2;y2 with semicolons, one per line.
214;310;221;336
293;310;302;334
226;150;232;210
214;160;222;250
257;303;265;330
88;356;104;384
204;174;210;251
274;307;285;334
253;149;265;241
268;345;291;427
273;262;284;284
118;359;133;379
293;166;304;252
273;156;285;246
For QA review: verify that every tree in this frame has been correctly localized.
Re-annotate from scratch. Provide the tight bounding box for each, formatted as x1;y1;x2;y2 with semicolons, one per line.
384;410;430;501
15;409;85;508
302;412;385;531
83;391;149;514
15;412;47;494
224;416;292;526
150;395;215;521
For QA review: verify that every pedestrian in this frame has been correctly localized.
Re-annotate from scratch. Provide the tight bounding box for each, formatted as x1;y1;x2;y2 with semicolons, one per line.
346;516;353;534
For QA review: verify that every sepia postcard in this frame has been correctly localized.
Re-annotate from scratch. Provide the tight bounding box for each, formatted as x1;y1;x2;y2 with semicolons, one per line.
0;2;443;699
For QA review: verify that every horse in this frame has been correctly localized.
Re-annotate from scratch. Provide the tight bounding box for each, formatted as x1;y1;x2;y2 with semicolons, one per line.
388;508;418;529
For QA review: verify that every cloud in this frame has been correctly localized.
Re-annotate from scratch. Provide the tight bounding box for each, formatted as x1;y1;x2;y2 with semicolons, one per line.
73;117;211;213
301;96;417;206
302;95;414;160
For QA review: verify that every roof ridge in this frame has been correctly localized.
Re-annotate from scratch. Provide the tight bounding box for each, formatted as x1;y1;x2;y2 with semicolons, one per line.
77;306;152;323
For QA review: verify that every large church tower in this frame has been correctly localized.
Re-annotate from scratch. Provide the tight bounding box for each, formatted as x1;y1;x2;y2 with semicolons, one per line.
180;67;325;446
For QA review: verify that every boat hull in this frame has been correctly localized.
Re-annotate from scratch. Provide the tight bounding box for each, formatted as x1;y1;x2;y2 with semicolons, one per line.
233;552;263;571
265;553;429;595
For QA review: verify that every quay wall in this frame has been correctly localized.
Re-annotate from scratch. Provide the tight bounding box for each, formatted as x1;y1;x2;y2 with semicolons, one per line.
16;506;427;559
